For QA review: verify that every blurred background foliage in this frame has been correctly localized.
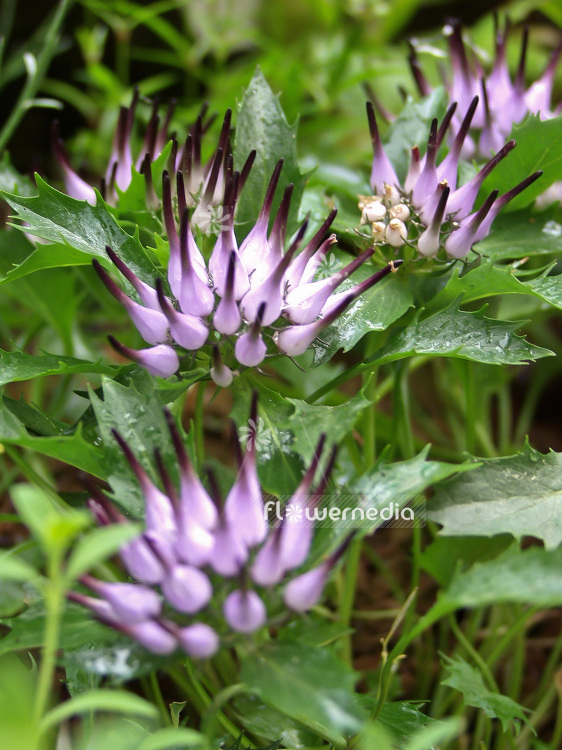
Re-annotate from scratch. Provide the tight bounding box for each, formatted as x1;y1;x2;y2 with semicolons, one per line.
2;0;561;181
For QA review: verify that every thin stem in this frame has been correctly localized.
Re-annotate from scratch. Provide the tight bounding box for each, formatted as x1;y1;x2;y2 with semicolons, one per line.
338;535;363;665
0;0;72;153
449;614;499;693
194;381;206;470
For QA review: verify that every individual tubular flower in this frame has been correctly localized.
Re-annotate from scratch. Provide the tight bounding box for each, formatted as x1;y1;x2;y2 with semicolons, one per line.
71;398;346;656
362;101;542;259
98;160;401;384
406;18;562;159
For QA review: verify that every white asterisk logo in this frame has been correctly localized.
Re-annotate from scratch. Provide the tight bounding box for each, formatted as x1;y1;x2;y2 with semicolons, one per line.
239;417;273;454
192;204;231;236
284;502;303;524
316;252;342;279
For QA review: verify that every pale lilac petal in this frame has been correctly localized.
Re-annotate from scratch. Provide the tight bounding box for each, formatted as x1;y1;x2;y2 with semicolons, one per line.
161;564;212;614
223;590;266;633
178;623;220;658
283;562;330;612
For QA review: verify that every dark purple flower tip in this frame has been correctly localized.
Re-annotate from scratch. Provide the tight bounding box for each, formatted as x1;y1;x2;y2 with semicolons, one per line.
251;527;285;587
105;246;160;311
155;277;209;350
408;41;431;97
268;183;295;260
178;623;220;658
223;589;266;633
108;336;180;378
210;344;234;388
367;101;399;194
436;101;458;148
445;188;498;258
164;411;218;532
161;564;213;614
214;251;242;335
417;185;450;258
475;170;542;241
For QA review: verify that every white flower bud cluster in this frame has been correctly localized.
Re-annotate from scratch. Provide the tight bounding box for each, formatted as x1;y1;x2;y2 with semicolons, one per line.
358;185;410;248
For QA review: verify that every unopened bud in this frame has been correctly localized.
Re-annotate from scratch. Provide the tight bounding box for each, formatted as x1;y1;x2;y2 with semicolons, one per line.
383;183;401;206
361;200;386;224
372;221;386;241
385;218;407;247
389;203;410;222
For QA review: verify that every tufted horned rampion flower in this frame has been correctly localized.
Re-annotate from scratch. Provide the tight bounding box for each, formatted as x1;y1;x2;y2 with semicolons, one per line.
362;100;542;259
94;159;402;383
407;18;561;161
69;394;346;657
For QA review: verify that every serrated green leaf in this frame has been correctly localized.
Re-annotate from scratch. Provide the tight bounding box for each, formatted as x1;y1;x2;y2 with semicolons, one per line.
369;303;552;367
232;694;319;748
0;348;117;388
240;642;367;746
481;114;562;210
375;702;440;747
66;523;142;581
428;443;562;549
2;176;161;284
441;655;530;733
419;535;513;587
384;88;449;182
0;398;105;478
477;209;562;260
312;264;413;366
234;68;305;236
427;260;562;312
40;688;158;733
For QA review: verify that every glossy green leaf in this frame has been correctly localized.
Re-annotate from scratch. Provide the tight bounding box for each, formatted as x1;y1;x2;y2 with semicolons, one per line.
232;694;320;749
40;689;158;733
476;209;562;260
0;242;92;284
419;535;513;587
428;261;562;312
240;642;367;746
375;701;440;747
369;303;552;367
2;176;161;284
312;266;413;366
481;114;562;210
0;398;105;478
234;68;305;236
428;443;562;549
0;348;117;388
441;655;530;733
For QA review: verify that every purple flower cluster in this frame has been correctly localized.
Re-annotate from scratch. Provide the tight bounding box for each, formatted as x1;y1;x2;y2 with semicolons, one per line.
363;100;541;259
93;159;400;383
408;18;561;159
70;396;343;657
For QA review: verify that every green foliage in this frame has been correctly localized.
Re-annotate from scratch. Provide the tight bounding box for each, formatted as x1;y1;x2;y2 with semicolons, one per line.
441;655;531;733
429;442;562;549
234;68;305;236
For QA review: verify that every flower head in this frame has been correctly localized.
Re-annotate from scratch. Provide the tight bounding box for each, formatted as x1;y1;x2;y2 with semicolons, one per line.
363;101;542;259
71;398;345;656
407;19;561;160
94;158;400;383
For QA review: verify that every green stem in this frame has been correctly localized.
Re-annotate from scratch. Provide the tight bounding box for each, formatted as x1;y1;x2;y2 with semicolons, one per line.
0;0;72;153
33;556;65;734
184;659;246;742
338;536;363;665
464;361;476;454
